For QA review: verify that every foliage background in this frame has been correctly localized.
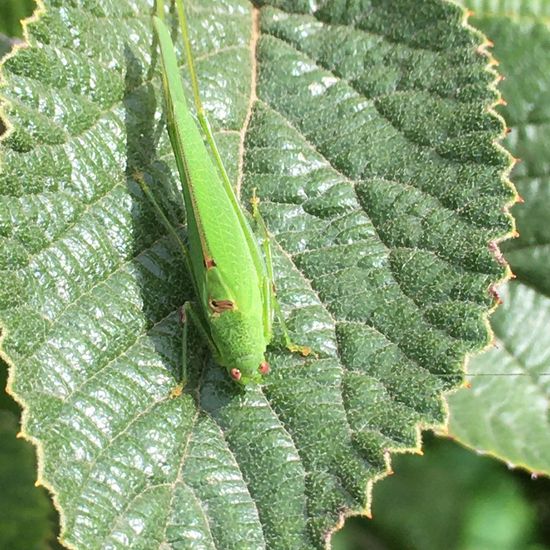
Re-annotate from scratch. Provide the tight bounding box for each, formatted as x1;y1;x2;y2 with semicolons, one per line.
0;1;548;549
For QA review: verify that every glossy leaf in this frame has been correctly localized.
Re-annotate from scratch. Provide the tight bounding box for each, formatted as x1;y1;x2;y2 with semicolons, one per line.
0;0;512;547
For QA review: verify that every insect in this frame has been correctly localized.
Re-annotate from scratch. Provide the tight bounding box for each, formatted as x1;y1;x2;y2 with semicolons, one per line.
140;0;311;385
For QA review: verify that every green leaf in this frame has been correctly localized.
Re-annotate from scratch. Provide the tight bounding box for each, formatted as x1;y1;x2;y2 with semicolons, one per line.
447;2;550;477
0;0;512;547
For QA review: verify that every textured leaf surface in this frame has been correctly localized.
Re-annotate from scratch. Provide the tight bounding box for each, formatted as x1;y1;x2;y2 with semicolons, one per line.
448;2;550;476
0;3;60;545
0;1;512;548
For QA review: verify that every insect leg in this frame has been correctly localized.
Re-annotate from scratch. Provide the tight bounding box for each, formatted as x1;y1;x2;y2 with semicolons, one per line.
251;190;313;357
155;0;165;18
173;0;235;197
133;170;194;277
179;304;188;385
171;300;220;396
170;304;188;398
182;301;220;360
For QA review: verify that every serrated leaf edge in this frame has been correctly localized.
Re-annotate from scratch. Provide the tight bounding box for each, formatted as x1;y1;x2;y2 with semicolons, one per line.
0;2;76;549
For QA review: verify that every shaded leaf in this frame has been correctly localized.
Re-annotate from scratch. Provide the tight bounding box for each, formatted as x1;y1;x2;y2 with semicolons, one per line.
0;404;58;550
0;0;35;38
333;435;539;550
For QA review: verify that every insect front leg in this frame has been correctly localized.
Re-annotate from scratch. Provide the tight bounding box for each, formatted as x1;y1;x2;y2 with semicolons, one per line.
170;303;188;398
170;301;220;397
134;171;207;393
251;190;313;358
133;170;192;274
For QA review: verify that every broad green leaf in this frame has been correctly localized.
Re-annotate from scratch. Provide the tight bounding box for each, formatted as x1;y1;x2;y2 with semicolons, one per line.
0;1;512;547
448;2;550;477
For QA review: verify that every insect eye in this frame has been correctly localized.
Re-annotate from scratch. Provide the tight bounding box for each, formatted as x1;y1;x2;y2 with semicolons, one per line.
230;368;242;381
258;362;270;375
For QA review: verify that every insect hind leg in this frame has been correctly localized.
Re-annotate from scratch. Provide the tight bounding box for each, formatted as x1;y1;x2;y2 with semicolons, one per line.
251;189;313;358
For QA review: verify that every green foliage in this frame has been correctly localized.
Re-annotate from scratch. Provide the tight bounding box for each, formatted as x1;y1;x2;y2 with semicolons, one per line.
332;435;544;550
0;0;511;547
448;1;550;476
